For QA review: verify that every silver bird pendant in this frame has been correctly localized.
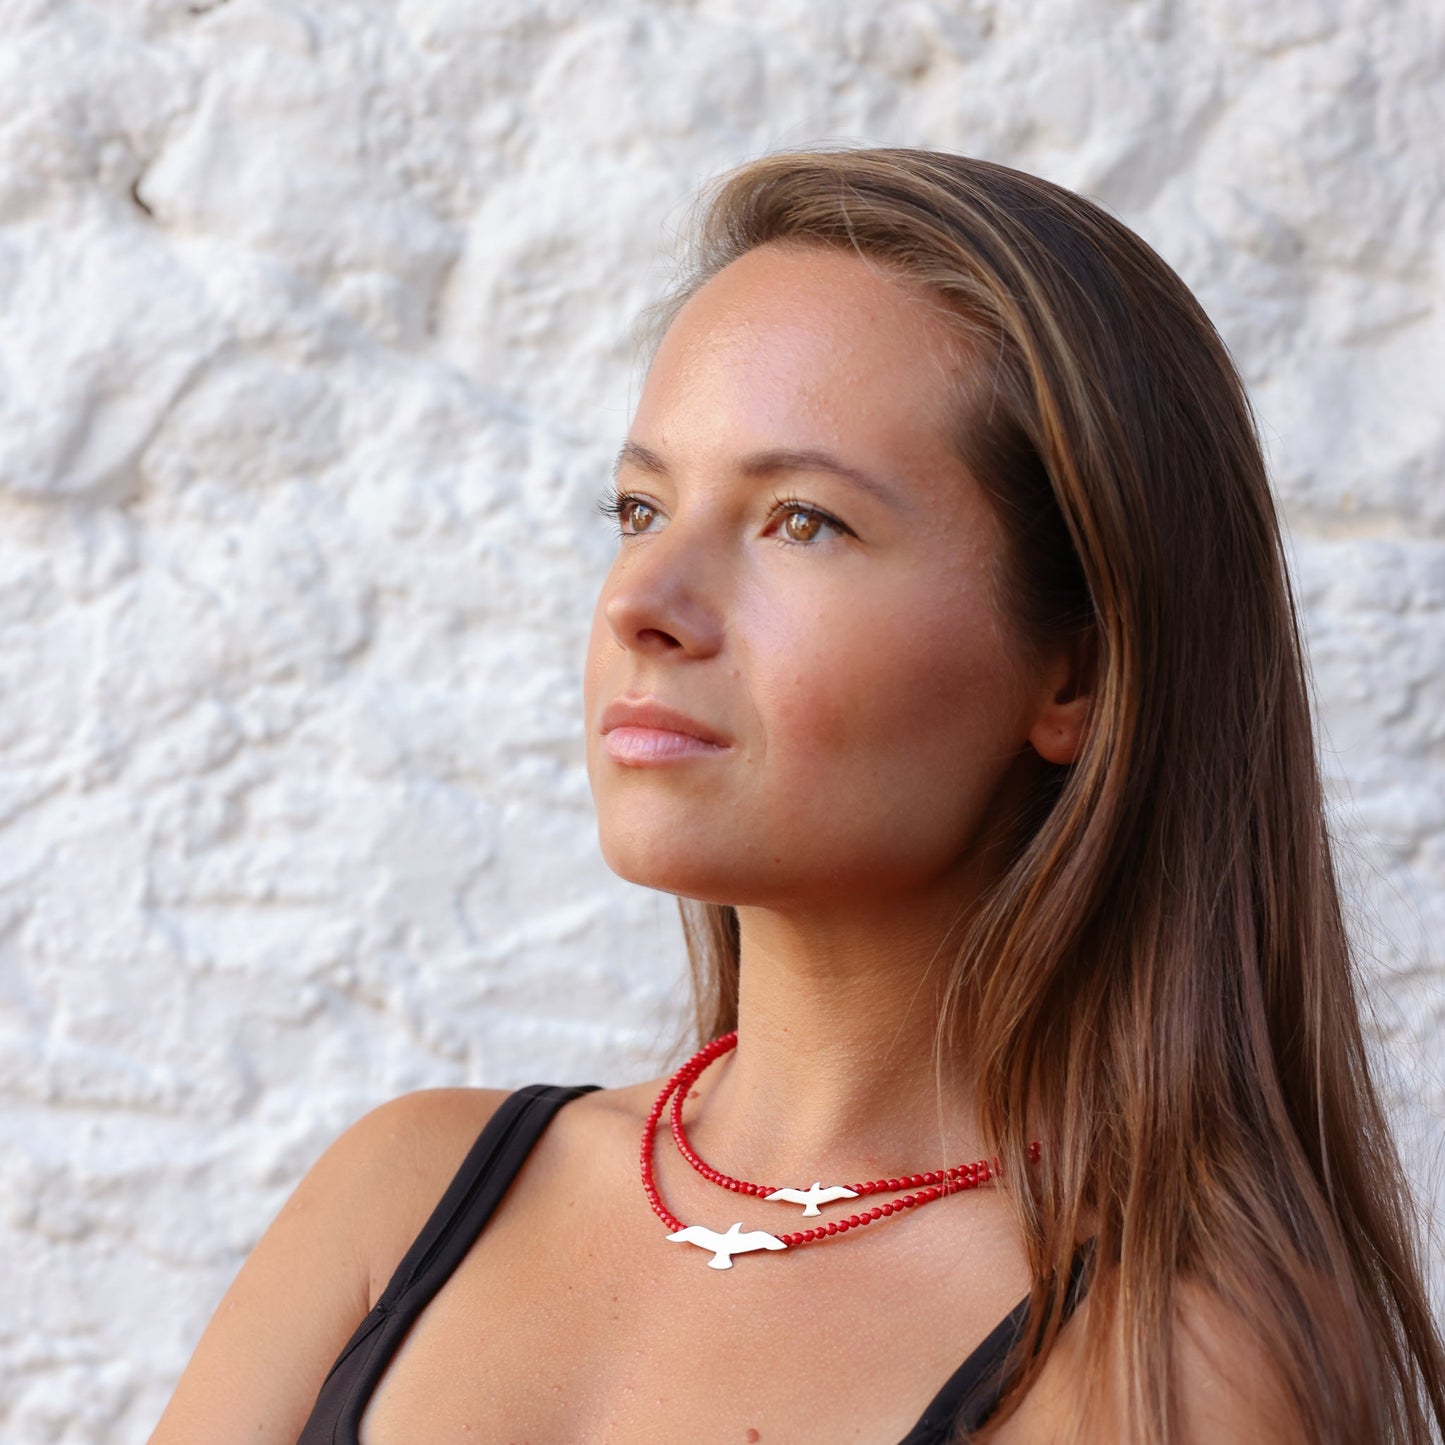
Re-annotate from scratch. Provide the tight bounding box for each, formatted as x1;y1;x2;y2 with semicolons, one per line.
763;1182;860;1216
666;1222;789;1269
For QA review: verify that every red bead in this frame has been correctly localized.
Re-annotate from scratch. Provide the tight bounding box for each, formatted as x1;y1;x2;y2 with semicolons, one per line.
826;1222;838;1235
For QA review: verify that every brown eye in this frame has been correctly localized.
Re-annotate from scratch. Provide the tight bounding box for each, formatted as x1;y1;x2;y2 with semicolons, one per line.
623;499;657;533
782;508;824;543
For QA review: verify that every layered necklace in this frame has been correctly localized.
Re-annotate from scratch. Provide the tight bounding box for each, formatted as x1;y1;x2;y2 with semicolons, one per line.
640;1030;1040;1269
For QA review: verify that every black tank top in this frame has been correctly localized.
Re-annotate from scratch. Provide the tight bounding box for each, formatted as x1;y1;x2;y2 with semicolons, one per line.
296;1084;1091;1444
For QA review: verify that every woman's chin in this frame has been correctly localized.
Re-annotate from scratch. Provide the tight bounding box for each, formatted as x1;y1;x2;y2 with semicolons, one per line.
598;848;735;904
596;832;768;906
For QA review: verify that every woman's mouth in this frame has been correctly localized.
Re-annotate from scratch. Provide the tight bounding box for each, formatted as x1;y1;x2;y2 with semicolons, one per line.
599;698;732;766
601;727;730;765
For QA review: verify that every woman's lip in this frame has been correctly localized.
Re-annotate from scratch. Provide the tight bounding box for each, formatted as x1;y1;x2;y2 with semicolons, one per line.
601;726;729;766
599;698;729;747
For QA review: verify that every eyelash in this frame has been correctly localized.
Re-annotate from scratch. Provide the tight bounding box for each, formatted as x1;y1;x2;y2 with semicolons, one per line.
596;492;640;533
597;491;851;544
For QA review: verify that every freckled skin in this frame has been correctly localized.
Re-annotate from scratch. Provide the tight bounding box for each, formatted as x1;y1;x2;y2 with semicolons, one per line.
584;242;1049;914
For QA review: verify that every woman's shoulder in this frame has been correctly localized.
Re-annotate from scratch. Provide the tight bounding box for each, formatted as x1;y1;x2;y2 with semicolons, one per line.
149;1085;511;1445
334;1081;653;1294
333;1087;516;1293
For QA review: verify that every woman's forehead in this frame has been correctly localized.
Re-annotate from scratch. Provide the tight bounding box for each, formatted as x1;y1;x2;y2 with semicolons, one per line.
636;244;970;468
658;241;953;360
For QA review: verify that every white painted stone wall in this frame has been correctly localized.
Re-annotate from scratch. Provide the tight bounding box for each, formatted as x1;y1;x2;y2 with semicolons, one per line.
0;1;1440;1438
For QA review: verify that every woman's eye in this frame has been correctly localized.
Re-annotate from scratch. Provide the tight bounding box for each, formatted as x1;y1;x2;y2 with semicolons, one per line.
599;492;659;536
771;499;847;545
621;498;657;534
781;508;825;543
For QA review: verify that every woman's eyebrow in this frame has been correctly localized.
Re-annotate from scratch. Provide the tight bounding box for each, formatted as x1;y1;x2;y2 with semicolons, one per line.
738;448;902;508
612;439;668;479
613;440;904;509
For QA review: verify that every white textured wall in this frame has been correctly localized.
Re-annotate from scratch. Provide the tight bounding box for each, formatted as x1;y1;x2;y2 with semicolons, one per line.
0;1;1441;1438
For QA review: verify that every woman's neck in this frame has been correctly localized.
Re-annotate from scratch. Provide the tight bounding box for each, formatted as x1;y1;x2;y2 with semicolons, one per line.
686;900;988;1184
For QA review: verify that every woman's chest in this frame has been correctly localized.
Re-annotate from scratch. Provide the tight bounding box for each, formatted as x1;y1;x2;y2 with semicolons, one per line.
361;1165;1033;1445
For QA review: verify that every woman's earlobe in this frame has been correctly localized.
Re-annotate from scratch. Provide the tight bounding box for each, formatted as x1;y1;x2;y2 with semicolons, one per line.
1028;692;1092;765
1028;635;1095;764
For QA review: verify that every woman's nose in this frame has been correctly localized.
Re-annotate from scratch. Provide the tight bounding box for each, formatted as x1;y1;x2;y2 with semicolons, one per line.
601;528;725;659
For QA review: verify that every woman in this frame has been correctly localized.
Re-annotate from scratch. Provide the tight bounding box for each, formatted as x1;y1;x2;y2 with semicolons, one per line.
150;149;1445;1443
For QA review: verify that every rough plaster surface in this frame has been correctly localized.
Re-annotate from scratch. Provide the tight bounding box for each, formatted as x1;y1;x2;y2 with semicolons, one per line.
0;0;1441;1438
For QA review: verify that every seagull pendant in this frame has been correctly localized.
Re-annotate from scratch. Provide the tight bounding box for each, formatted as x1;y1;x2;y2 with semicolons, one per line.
667;1222;788;1269
763;1181;860;1216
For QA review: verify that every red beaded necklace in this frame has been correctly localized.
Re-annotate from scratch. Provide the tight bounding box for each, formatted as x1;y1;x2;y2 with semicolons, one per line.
640;1030;1040;1269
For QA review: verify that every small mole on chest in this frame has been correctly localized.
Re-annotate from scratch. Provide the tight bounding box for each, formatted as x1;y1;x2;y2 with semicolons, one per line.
744;1431;761;1443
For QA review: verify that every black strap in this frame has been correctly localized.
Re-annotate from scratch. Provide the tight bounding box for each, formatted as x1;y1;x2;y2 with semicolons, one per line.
900;1240;1095;1442
297;1082;600;1443
379;1083;602;1310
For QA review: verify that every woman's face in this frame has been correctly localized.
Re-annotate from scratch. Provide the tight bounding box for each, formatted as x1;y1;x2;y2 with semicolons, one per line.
584;242;1052;911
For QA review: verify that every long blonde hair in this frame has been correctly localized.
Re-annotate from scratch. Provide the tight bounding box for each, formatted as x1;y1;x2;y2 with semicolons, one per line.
660;149;1444;1442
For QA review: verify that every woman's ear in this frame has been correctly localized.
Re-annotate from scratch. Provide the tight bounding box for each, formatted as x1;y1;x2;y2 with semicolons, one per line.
1026;629;1095;766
